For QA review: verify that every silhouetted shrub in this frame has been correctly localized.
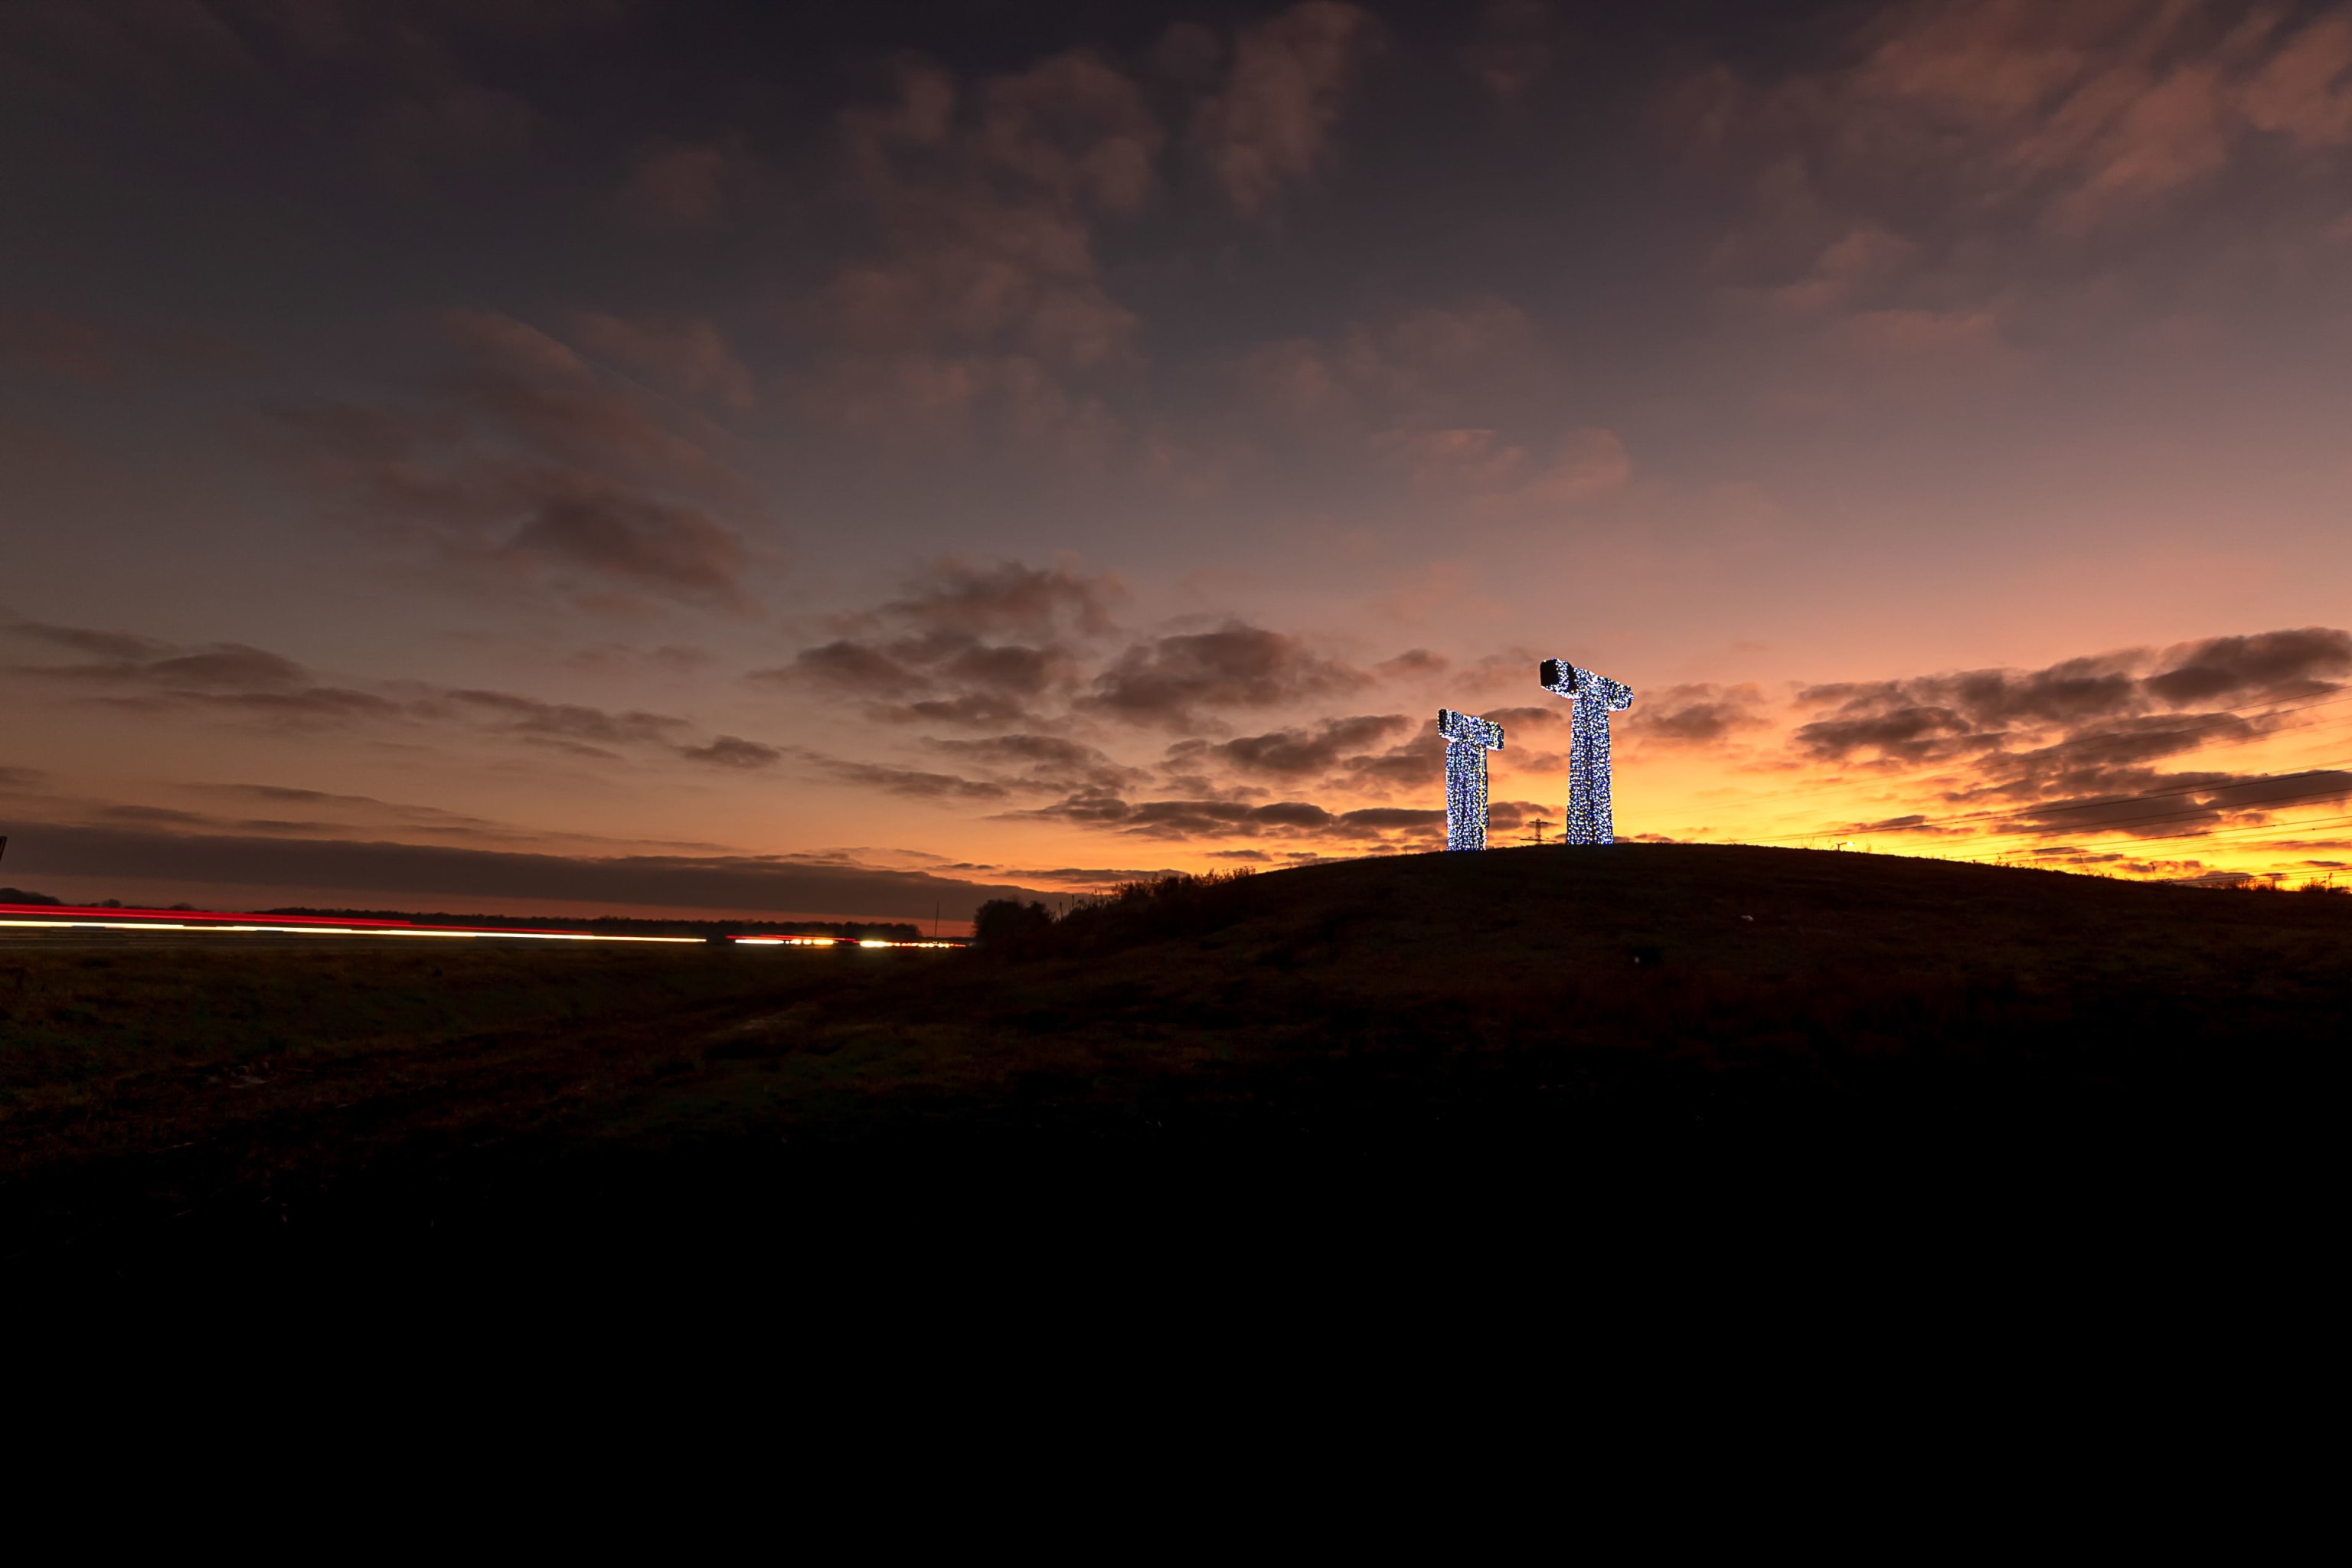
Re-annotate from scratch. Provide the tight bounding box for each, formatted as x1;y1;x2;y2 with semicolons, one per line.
974;899;1057;953
1050;870;1257;954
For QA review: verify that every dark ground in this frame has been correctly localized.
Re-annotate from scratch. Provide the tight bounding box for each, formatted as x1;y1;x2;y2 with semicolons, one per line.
3;844;2341;1291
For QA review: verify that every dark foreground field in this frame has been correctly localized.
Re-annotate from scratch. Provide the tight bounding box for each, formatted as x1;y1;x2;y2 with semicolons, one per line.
4;844;2343;1287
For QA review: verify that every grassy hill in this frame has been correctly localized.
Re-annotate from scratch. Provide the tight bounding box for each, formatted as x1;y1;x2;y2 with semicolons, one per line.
5;844;2344;1282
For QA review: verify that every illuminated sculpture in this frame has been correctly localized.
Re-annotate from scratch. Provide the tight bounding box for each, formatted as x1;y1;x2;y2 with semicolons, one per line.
1439;708;1504;851
1539;658;1633;844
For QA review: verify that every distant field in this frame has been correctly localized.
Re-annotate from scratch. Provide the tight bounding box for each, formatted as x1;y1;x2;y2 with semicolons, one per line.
5;844;2344;1283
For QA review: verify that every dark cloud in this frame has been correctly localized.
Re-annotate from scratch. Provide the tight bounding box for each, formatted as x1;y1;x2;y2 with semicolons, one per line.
220;784;378;805
1015;789;1443;845
874;560;1123;641
1623;682;1770;746
2;617;731;766
563;642;715;678
2145;629;2352;707
2004;769;2352;839
1801;661;2150;742
1192;2;1383;218
929;733;1102;770
1792;704;1991;767
1961;717;2270;806
805;48;1161;446
572;312;756;409
510;484;748;609
803;756;1011;802
100;804;206;824
435;310;724;481
2;620;407;727
1085;623;1355;729
1484;799;1553;831
1374;648;1449;678
148;802;502;843
142;645;311;690
1681;0;2352;250
1819;765;2352;855
1796;628;2352;768
440;688;687;750
1328;716;1445;793
270;311;756;611
1173;713;1410;776
2;620;306;688
1122;799;1294;836
760;574;1374;794
1481;704;1564;733
0;621;170;662
763;645;1055;726
0;823;1052;923
972;863;1190;887
926;733;1145;795
757;562;1122;727
781;639;913;694
939;642;1057;694
102;686;407;725
194;782;501;831
896;693;1040;728
1333;807;1443;834
1788;629;2352;845
1848;812;1942;835
680;736;782;769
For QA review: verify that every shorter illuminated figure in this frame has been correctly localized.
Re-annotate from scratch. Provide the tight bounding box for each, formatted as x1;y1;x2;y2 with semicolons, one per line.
1539;658;1633;844
1439;708;1505;851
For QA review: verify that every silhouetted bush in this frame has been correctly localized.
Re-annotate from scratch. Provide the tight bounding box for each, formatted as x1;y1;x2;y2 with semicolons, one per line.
969;872;1260;959
1047;869;1257;954
973;899;1057;953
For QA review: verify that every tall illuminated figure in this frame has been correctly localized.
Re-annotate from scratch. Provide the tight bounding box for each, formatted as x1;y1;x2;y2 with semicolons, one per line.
1439;708;1504;851
1539;658;1633;844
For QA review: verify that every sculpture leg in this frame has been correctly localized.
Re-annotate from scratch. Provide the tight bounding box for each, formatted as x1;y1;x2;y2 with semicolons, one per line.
1591;727;1613;845
1563;709;1590;844
1563;702;1612;844
1445;740;1489;851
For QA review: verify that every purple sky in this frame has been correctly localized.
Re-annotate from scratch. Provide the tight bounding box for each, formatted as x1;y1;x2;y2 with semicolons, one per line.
7;0;2352;921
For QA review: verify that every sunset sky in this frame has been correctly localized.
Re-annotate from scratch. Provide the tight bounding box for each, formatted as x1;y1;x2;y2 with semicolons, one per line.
5;0;2352;925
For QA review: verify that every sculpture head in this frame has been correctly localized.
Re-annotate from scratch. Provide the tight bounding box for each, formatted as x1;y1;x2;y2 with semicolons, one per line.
1540;658;1632;711
1439;708;1504;750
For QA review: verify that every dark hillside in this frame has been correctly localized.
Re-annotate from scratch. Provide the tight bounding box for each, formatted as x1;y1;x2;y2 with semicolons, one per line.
5;844;2342;1285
